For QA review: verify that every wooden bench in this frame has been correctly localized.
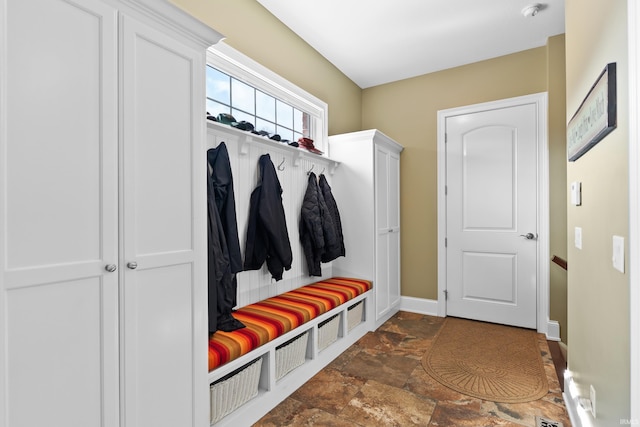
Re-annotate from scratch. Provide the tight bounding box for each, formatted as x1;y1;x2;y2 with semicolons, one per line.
208;277;373;426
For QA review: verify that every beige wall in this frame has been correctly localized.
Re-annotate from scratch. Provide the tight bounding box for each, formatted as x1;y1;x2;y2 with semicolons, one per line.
171;0;570;348
566;0;630;423
361;47;552;302
547;35;568;344
169;0;363;136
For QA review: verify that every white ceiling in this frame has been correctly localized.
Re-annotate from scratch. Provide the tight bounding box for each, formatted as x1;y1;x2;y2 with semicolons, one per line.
256;0;565;89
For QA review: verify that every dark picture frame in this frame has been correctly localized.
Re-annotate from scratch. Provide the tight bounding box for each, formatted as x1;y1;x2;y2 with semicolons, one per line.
567;62;617;161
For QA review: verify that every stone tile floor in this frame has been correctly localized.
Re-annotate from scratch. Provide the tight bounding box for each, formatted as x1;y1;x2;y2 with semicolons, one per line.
254;311;571;427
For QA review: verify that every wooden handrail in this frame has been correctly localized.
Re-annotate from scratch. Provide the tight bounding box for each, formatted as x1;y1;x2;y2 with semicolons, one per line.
551;255;568;271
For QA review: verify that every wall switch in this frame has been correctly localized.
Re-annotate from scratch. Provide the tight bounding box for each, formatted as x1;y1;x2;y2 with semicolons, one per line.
613;235;625;273
571;181;582;206
575;227;582;249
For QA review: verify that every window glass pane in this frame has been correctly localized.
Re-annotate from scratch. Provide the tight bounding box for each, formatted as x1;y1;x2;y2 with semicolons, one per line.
232;78;255;115
294;131;303;143
276;100;293;129
256;90;276;122
207;99;230;118
206;66;230;104
256;118;276;135
276;126;294;142
231;108;254;126
293;109;304;133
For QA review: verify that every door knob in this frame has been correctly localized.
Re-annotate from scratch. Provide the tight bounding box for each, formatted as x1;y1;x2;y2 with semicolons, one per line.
519;232;537;240
105;264;117;272
127;262;138;270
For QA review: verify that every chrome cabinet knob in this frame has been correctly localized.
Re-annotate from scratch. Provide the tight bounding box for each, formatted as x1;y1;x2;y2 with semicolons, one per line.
127;262;138;270
105;264;117;272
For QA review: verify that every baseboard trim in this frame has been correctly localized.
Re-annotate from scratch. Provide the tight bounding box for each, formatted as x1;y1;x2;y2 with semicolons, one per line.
564;371;595;427
399;297;439;316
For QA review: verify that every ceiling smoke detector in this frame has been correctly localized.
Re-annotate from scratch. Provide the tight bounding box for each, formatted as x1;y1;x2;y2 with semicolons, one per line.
522;4;541;17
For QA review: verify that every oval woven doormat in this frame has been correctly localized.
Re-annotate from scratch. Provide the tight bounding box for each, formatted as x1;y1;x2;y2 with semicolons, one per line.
422;317;548;403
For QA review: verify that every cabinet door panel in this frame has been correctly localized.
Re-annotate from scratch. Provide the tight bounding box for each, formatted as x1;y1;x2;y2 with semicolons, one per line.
4;0;118;269
121;14;207;427
389;152;401;230
7;279;109;426
375;147;389;230
123;265;195;427
0;1;119;426
123;24;193;257
375;233;390;318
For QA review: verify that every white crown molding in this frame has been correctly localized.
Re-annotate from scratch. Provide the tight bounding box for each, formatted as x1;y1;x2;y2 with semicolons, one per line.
119;0;224;47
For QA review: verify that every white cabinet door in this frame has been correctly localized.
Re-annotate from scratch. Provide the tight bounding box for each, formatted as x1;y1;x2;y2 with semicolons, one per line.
375;145;401;322
120;14;208;427
388;151;401;310
375;146;391;319
0;0;120;426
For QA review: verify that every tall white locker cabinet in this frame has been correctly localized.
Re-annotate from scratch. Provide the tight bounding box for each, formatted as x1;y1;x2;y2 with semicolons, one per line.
0;1;222;426
329;130;403;328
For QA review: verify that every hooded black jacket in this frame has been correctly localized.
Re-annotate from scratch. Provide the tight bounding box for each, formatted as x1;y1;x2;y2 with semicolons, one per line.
244;154;293;281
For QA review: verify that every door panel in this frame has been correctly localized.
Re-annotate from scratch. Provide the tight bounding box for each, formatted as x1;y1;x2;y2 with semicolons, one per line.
446;103;538;328
463;127;515;230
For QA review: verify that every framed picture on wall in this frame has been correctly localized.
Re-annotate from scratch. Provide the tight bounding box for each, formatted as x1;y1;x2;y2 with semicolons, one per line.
567;62;617;162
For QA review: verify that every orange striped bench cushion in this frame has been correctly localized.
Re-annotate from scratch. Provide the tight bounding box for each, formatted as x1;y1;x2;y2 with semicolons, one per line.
209;277;372;371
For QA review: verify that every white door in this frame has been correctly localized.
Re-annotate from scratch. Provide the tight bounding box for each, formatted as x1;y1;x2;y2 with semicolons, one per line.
445;102;539;329
0;0;120;425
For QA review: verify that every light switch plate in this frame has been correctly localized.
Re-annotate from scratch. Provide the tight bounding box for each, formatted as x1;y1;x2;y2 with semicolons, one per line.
575;227;582;249
571;181;582;206
613;235;625;273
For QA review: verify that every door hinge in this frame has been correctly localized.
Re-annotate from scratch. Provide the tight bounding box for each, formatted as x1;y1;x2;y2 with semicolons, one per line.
445;238;447;247
445;133;447;143
443;289;448;300
445;185;448;196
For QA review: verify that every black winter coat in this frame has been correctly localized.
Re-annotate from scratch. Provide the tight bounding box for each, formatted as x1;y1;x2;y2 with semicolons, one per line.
244;154;293;281
319;174;345;262
208;143;242;273
207;142;245;334
300;172;338;276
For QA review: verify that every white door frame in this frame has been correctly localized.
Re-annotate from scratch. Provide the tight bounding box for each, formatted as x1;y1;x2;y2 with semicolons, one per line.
627;0;639;418
436;92;554;338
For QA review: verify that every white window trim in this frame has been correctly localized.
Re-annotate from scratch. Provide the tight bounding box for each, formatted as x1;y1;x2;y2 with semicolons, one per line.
207;42;328;152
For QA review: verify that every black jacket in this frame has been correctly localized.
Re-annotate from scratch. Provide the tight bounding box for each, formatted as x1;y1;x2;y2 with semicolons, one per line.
300;172;338;276
319;173;345;262
244;154;293;281
208;143;242;273
207;142;245;333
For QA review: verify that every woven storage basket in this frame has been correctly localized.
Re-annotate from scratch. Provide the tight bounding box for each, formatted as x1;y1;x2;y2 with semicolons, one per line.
275;331;309;380
317;314;340;351
347;301;364;331
210;357;262;424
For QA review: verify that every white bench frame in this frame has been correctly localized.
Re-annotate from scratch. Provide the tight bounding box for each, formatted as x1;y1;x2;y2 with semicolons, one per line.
209;290;374;426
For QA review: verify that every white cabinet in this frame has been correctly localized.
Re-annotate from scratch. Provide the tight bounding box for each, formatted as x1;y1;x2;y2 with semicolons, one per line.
0;1;222;426
329;130;403;328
